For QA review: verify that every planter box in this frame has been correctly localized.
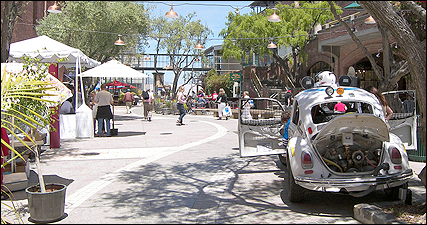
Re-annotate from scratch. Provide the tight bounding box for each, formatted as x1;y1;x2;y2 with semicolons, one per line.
162;107;172;115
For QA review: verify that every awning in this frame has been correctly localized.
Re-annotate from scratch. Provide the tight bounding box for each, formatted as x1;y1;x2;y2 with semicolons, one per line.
8;35;100;68
80;59;148;78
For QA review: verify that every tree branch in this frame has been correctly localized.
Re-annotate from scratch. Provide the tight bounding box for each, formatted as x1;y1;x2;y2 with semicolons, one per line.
327;1;384;83
400;1;426;23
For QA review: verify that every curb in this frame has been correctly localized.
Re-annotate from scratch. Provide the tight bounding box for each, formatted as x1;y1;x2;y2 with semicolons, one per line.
354;197;425;224
354;203;406;224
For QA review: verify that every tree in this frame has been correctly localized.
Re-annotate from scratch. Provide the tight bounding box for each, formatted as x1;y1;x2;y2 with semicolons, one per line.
219;1;340;88
357;1;426;187
34;1;150;104
327;1;409;92
151;12;211;99
1;1;23;63
35;1;149;64
204;69;233;97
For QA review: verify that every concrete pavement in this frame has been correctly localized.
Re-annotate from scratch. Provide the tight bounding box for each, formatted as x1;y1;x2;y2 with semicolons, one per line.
1;104;425;224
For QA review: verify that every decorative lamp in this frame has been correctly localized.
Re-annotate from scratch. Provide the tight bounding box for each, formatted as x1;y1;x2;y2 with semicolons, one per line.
267;40;277;49
114;35;124;46
165;5;178;19
268;8;281;22
364;15;376;24
195;42;204;50
48;1;62;13
145;55;150;60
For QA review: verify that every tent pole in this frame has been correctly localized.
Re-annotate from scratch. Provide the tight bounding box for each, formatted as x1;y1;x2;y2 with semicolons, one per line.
75;58;79;110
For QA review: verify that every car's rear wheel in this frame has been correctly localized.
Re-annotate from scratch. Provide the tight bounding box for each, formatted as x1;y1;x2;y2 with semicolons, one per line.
287;155;305;202
278;154;287;166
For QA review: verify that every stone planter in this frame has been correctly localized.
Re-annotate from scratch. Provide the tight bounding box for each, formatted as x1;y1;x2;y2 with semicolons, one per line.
154;103;163;114
26;183;67;223
173;103;180;115
162;107;172;115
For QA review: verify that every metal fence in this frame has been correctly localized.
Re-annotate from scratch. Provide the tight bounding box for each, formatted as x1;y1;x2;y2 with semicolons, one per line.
408;128;426;162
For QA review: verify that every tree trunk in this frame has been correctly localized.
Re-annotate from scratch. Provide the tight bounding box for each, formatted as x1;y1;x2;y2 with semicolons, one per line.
359;1;426;187
1;1;19;63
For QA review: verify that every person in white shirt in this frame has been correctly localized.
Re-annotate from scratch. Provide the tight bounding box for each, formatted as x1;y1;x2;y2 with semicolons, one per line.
241;91;252;120
59;97;74;114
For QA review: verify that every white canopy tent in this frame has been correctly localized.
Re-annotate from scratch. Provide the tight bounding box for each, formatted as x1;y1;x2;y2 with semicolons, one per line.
8;35;100;68
8;35;100;109
80;59;148;78
8;35;101;139
80;59;149;137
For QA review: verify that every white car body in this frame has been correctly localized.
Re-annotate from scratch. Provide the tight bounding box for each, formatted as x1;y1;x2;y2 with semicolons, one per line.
238;75;416;202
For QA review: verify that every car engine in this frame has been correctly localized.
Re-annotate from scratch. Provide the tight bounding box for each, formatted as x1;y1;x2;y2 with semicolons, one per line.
316;133;383;173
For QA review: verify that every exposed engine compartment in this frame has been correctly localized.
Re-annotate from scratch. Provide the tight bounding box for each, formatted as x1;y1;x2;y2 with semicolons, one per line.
315;133;383;173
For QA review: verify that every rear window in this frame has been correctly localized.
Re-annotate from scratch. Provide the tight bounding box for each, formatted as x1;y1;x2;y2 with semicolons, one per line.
311;101;373;124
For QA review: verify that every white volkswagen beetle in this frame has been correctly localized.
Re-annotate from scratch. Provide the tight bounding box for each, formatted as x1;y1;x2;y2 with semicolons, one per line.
238;71;417;203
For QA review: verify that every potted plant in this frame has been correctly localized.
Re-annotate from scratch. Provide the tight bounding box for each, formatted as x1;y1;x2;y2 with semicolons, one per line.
172;99;180;115
162;100;172;115
1;57;68;223
153;96;164;114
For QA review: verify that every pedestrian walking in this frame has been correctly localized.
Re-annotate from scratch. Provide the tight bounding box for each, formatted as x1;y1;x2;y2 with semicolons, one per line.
123;89;134;114
216;88;228;120
241;91;253;120
93;84;114;137
176;86;187;126
142;89;154;121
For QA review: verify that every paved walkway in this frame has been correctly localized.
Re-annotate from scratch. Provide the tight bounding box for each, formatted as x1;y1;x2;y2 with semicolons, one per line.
1;105;425;224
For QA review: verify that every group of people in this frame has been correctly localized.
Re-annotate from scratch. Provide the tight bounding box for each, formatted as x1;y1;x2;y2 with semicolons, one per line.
83;81;394;141
175;86;238;125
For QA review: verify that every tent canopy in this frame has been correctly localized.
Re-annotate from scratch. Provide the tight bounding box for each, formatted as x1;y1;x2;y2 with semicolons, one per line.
8;35;100;68
80;59;148;78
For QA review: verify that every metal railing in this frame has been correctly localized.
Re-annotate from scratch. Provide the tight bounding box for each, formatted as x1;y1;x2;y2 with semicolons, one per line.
408;128;426;162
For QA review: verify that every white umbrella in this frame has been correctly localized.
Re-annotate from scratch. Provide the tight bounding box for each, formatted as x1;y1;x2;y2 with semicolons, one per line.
1;62;72;105
80;59;148;78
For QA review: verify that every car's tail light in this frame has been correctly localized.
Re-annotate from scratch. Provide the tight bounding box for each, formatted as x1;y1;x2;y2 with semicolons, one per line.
301;151;313;169
308;127;312;134
390;147;402;164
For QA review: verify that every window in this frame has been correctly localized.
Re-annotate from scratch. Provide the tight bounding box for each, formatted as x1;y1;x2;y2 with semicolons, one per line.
311;101;373;124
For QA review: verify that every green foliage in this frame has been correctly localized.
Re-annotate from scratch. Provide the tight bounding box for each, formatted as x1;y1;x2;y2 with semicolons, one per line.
219;1;341;64
35;1;150;63
1;57;58;164
149;13;212;98
205;69;233;97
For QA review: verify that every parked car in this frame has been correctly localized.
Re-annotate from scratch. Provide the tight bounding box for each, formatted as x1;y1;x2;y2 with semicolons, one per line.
238;71;416;203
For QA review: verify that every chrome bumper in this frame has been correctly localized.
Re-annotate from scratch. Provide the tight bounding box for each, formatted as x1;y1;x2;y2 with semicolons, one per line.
295;169;413;193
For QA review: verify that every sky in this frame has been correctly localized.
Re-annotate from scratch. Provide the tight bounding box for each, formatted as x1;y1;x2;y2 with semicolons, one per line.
140;1;254;85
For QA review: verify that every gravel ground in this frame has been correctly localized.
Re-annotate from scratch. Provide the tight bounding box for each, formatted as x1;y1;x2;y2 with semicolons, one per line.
381;202;426;224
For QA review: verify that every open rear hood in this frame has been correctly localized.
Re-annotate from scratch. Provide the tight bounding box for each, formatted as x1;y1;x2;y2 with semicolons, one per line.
313;114;390;144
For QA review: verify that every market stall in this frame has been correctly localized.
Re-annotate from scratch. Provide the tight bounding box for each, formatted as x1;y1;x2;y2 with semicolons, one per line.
8;35;100;140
